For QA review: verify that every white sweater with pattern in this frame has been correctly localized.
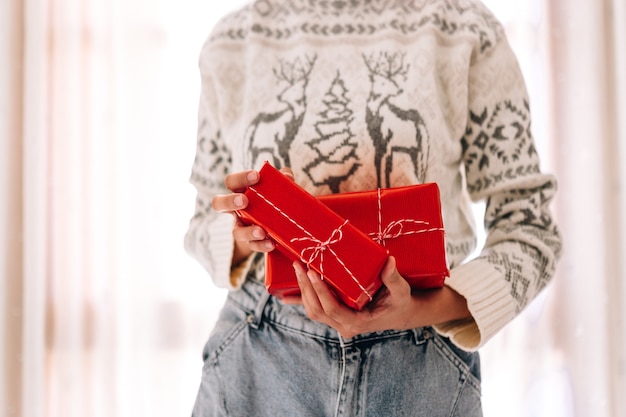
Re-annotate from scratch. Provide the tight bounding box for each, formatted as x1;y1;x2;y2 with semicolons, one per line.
184;0;562;351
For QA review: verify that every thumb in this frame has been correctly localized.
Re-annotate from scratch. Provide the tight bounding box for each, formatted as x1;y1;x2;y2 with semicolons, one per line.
380;256;406;291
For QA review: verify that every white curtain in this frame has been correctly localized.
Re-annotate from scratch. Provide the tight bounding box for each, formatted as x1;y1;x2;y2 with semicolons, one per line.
1;1;241;416
545;0;626;415
1;0;625;416
479;1;626;416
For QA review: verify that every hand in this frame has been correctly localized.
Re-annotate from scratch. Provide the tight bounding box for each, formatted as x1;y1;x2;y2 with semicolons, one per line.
211;167;294;266
290;257;471;339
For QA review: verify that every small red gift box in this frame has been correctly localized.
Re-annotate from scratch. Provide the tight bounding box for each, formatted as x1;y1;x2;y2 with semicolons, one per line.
266;184;449;299
236;162;389;310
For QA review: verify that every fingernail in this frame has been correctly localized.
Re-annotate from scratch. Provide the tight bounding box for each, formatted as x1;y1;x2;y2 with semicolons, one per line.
247;171;258;182
293;262;303;282
307;270;317;282
252;228;264;239
233;195;244;207
264;240;275;250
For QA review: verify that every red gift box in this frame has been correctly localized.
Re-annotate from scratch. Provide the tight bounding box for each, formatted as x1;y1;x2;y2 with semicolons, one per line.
266;184;449;299
236;162;389;310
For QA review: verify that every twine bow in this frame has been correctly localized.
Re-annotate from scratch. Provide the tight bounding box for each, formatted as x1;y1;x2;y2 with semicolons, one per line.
247;187;373;300
370;188;444;246
291;220;348;278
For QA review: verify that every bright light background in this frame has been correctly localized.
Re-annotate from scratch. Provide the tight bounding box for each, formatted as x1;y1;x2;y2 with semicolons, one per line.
144;2;248;413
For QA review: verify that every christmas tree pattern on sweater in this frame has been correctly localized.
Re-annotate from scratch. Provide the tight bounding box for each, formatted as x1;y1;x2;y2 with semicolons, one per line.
303;72;361;193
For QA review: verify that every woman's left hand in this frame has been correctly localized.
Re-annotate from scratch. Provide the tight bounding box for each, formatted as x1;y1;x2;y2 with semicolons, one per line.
284;256;471;339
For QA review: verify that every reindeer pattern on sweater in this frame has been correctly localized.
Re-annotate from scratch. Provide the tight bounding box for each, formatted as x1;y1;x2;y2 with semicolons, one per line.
244;50;430;190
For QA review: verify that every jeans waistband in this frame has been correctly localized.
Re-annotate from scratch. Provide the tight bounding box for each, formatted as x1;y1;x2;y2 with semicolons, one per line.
227;278;427;344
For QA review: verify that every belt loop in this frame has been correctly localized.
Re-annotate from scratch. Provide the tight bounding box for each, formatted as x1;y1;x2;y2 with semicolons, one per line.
247;291;271;330
412;327;433;345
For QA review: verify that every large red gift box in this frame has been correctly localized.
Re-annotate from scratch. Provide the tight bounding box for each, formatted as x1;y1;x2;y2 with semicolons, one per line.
266;184;450;299
236;162;389;310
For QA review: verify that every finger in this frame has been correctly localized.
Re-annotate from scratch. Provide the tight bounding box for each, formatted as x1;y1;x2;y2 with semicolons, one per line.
232;223;266;242
248;239;275;252
380;256;409;293
294;262;336;325
211;193;248;213
232;225;275;252
306;269;356;324
293;262;316;302
224;170;259;193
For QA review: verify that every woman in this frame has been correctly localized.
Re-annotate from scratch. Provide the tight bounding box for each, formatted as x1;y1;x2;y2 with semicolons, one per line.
185;1;562;415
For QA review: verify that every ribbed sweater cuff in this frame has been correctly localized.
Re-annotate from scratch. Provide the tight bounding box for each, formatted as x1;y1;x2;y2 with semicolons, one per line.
434;259;516;351
207;214;238;289
208;214;257;290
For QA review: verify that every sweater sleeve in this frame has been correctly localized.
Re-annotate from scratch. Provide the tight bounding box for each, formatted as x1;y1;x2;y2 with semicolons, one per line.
183;43;252;290
434;36;562;351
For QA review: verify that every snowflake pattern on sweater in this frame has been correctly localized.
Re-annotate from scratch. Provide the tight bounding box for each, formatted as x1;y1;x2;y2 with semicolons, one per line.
185;0;562;350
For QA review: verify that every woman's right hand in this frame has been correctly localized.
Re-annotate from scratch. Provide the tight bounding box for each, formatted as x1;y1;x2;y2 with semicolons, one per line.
211;168;294;266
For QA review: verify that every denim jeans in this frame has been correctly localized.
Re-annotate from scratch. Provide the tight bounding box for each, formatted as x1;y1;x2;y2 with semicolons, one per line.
191;279;482;417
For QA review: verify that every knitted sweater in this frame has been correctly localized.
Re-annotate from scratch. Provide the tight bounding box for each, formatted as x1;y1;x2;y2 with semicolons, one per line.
184;0;562;351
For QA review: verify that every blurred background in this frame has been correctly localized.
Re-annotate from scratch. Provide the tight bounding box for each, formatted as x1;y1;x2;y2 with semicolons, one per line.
1;0;624;416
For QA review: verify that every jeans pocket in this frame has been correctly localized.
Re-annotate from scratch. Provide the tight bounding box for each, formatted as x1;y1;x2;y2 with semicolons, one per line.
431;330;482;393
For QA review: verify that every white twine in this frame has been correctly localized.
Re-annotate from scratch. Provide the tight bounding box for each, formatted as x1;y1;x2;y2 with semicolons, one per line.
247;187;373;300
370;188;445;245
